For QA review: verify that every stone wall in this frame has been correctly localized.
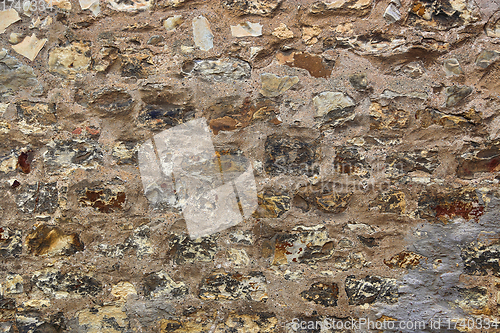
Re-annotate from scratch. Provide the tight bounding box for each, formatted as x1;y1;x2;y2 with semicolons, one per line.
1;0;500;332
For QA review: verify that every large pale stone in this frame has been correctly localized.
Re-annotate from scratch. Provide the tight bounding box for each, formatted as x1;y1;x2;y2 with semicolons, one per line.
259;73;299;97
164;15;183;31
231;22;263;37
48;42;91;79
192;16;213;51
0;9;21;34
107;0;152;11
12;34;47;61
313;91;355;117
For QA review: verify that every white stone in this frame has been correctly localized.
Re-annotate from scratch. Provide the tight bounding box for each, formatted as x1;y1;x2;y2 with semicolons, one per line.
80;0;100;15
313;91;355;117
231;22;262;37
0;9;21;34
192;16;214;51
164;15;183;31
384;3;401;23
107;0;152;12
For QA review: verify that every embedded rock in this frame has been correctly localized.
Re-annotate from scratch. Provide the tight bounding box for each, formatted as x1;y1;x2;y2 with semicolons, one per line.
221;0;282;16
445;85;473;107
16;182;58;214
26;224;84;256
0;228;22;257
168;234;217;264
107;0;152;11
182;58;251;81
192;16;213;51
384;251;426;269
142;270;188;299
32;268;102;297
231;22;263;37
78;187;126;213
259;73;299;97
253;192;290;218
48;42;91;79
300;282;339;307
369;190;406;214
199;272;268;301
0;49;38;96
345;275;398;305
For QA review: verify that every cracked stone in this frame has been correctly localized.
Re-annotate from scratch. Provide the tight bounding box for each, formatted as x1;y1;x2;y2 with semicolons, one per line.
295;183;352;213
385;149;439;178
0;49;38;96
445;85;473;107
409;0;480;31
221;0;282;16
264;134;319;177
16;182;58;214
77;305;128;332
32;268;102;298
26;224;84;256
456;141;500;179
2;274;23;295
0;9;20;34
332;252;368;270
97;225;152;258
272;226;334;265
272;23;294;39
416;108;481;129
12;34;47;61
259;73;299;97
461;242;500;276
214;313;278;332
44;139;103;175
418;187;484;222
0;227;22;257
112;141;139;165
168;234;217;264
300;282;339;307
302;26;321;45
142;270;188;299
48;42;91;79
199;271;268;301
182;58;251;81
334;146;370;178
253;192;290;218
345;275;399;305
456;287;490;315
369;102;409;130
369;190;406;214
163;15;183;31
16;101;57;135
78;187;126;213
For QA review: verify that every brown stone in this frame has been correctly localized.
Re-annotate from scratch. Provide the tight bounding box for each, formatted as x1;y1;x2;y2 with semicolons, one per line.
26;224;84;256
384;251;426;269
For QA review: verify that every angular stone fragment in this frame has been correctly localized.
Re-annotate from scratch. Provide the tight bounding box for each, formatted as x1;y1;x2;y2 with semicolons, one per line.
279;52;333;78
160;310;214;332
456;287;490;315
229;230;254;245
486;11;500;38
416;108;480;129
408;0;480;31
337;35;408;57
334;146;370;178
314;91;355;126
445;85;472;107
456;141;500;178
300;282;339;307
199;272;268;301
192;16;213;51
253;192;290;218
315;192;352;213
107;0;152;11
443;58;463;76
264;134;319;177
461;242;500;276
77;306;128;332
310;0;372;15
112;141;138;165
384;2;401;23
332;251;368;270
2;274;23;295
120;50;153;78
345;275;398;305
476;50;500;69
0;151;17;174
48;42;91;79
97;225;152;258
259;73;298;97
214;313;278;332
12;34;47;61
0;228;22;257
384;251;425;269
208;98;278;134
182;58;251;81
221;0;281;16
302;26;321;45
272;226;334;265
16;182;58;214
385;149;439;178
32;268;102;297
82;88;134;115
44;139;103;175
16;101;57;134
142;270;188;299
164;15;183;31
272;23;293;39
168;234;217;264
227;248;250;267
418;187;484;222
26;224;84;256
231;22;263;37
80;0;100;14
0;9;21;34
369;102;409;130
78;187;126;213
369;190;406;214
0;49;38;96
